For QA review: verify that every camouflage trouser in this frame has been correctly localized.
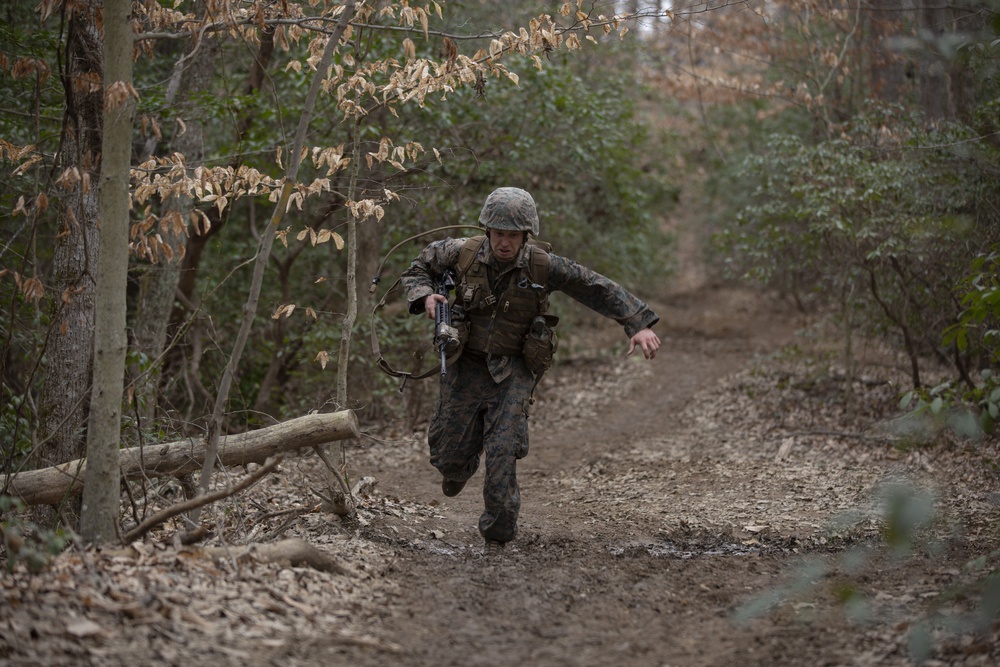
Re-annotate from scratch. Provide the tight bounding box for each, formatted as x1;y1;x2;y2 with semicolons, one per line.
428;356;534;544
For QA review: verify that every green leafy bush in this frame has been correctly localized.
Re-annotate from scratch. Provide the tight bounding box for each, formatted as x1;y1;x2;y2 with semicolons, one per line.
896;250;1000;437
0;497;74;572
718;104;991;390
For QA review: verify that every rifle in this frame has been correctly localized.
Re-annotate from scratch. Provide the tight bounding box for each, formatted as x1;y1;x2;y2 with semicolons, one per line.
434;271;459;377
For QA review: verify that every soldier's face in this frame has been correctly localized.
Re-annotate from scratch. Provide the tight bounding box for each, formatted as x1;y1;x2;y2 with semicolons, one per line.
487;229;524;262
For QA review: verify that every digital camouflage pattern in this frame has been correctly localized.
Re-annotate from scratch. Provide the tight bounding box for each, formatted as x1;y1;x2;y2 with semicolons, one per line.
429;354;534;543
400;231;659;545
477;187;540;236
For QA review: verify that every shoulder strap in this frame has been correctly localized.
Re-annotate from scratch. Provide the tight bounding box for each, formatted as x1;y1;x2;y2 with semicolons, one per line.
457;235;551;286
369;275;462;385
457;235;487;280
526;239;550;287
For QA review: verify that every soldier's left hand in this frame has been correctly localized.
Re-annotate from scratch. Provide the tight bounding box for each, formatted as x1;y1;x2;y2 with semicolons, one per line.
627;328;661;360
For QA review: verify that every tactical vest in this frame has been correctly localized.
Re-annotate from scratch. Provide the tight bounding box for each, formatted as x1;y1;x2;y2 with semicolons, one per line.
455;236;550;357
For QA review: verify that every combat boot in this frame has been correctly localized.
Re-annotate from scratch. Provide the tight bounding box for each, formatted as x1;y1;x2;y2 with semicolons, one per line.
441;477;466;497
484;539;505;556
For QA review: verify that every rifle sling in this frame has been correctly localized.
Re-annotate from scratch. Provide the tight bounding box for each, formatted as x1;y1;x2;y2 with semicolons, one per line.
369;276;460;383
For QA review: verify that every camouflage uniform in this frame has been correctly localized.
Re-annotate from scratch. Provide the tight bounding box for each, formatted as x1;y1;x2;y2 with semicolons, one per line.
401;191;659;545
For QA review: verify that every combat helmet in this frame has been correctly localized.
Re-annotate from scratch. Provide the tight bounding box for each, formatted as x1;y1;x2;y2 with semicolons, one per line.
478;187;540;236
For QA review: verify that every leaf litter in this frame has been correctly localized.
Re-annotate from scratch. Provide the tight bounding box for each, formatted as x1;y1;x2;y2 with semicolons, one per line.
2;285;999;666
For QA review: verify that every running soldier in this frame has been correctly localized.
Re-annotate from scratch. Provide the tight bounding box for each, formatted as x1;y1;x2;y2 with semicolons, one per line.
401;187;661;554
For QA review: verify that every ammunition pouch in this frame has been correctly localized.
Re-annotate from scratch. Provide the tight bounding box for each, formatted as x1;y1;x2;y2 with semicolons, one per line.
521;314;559;375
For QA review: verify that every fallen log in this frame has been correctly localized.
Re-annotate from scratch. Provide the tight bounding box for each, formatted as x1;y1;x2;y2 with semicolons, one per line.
3;410;359;507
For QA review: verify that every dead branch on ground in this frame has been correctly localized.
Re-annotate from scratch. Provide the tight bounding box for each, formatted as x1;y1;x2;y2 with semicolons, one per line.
122;455;283;543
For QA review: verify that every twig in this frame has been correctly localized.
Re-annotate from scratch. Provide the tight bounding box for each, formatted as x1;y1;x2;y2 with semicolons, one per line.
311;445;352;496
122;455;283;544
783;429;898;443
311;444;355;518
259;511;307;543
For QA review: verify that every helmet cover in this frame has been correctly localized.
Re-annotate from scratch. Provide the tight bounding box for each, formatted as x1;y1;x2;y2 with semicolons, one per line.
477;187;540;236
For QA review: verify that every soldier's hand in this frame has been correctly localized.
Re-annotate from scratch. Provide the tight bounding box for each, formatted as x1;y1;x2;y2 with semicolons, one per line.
627;328;661;360
424;293;448;320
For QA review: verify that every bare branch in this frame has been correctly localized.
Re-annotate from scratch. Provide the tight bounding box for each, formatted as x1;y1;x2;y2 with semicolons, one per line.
123;455;283;543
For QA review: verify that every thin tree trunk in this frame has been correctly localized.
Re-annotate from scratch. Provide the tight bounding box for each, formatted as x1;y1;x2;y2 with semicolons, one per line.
174;28;276;309
946;0;984;123
866;263;921;388
194;2;358;507
253;250;299;416
347;200;386;410
337;134;361;412
919;4;949;121
868;0;909;104
840;278;856;418
132;0;217;425
80;0;135;544
164;27;276;426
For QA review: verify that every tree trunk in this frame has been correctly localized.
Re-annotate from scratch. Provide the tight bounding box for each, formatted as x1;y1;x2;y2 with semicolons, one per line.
81;0;135;545
132;0;218;424
165;27;275;423
919;4;949;121
347;209;386;410
337;165;360;412
946;0;985;123
174;28;275;312
867;0;910;105
5;410;359;507
37;0;103;480
252;254;294;417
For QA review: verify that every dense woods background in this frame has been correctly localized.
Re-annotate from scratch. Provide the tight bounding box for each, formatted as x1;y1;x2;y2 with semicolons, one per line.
1;0;998;596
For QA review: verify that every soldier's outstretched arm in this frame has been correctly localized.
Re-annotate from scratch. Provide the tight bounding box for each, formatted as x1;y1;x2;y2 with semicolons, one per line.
547;254;661;347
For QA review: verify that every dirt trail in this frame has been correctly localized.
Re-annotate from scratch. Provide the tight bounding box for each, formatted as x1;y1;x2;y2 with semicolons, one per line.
323;284;841;667
325;276;997;667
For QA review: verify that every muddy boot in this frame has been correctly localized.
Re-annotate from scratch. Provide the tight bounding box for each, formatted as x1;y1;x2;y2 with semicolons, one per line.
483;539;505;556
